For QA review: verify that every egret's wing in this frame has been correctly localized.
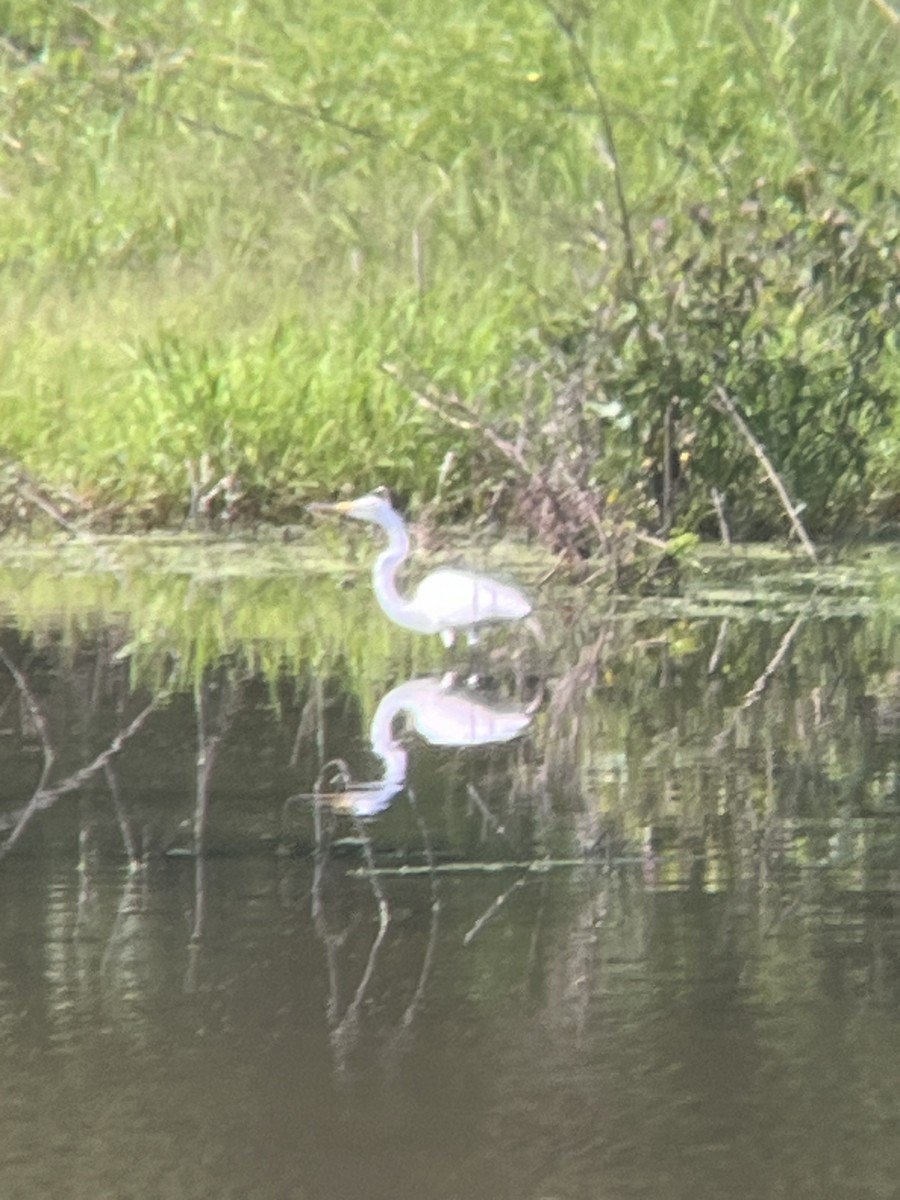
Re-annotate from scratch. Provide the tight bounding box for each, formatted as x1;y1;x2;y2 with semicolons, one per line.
412;568;531;630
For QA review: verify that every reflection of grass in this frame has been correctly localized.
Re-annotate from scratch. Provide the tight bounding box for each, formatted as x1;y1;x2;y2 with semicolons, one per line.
0;532;556;698
0;536;448;692
3;537;900;896
3;2;900;521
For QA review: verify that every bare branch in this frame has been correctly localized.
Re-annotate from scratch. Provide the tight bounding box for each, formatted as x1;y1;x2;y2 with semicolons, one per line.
712;387;818;563
396;787;440;1031
462;874;527;945
869;0;900;24
383;363;596;546
0;673;177;861
713;614;805;752
0;646;55;791
0;455;92;539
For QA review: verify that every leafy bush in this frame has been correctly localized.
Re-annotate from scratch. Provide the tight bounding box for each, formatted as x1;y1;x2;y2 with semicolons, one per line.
513;178;900;542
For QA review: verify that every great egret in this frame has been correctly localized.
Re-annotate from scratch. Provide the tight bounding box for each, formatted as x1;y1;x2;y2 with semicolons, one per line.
308;492;532;646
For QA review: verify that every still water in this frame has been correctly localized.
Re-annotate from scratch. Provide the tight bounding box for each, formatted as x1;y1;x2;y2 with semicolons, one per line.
1;538;900;1199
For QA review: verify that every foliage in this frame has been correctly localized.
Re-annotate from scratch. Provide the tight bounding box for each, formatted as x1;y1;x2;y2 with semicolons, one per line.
513;182;900;542
1;1;900;537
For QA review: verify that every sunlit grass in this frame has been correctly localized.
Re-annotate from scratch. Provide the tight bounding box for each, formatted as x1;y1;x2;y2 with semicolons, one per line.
2;0;900;523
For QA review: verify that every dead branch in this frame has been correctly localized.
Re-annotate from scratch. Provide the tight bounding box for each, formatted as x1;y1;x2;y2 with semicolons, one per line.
0;455;92;539
710;487;731;548
396;786;441;1030
0;646;55;791
712;614;805;752
383;365;624;561
713;387;818;563
462;874;527;945
310;774;391;1072
0;672;177;860
351;858;591;876
869;0;900;24
385;365;574;530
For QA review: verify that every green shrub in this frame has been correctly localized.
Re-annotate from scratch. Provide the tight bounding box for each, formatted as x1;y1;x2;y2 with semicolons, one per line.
516;179;900;540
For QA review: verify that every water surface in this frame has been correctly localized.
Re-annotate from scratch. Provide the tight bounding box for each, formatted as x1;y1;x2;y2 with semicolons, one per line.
1;537;899;1199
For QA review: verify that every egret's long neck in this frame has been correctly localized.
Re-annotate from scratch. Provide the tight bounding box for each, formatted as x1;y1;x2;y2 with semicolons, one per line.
370;510;434;633
369;684;413;784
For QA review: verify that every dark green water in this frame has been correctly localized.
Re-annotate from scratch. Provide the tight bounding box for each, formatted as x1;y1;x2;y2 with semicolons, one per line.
1;540;900;1199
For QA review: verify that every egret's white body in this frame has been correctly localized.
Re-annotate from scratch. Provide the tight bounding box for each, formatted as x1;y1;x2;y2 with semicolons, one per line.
309;493;532;646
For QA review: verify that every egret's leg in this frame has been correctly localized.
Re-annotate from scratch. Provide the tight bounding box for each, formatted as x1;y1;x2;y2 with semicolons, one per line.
463;627;481;688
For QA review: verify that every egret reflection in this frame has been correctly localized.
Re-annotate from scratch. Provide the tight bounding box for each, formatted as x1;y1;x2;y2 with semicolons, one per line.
326;675;536;817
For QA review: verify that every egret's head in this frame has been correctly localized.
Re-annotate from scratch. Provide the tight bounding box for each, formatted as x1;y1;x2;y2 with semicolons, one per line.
338;493;393;523
307;490;396;525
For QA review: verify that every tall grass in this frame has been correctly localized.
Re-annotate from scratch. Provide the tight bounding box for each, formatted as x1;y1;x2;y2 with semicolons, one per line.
2;0;900;526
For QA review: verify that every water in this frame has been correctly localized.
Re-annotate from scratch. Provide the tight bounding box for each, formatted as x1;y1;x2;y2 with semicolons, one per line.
1;538;900;1199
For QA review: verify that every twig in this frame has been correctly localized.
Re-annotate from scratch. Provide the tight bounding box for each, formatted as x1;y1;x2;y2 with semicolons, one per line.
351;857;592;876
398;787;440;1030
15;479;83;536
0;36;29;62
463;874;527;945
0;646;55;791
384;365;587;542
466;782;505;837
179;87;448;174
710;487;731;548
189;671;241;948
736;615;804;712
0;455;92;539
0;456;130;585
707;618;730;676
70;2;115;32
0;671;177;860
713;614;804;751
328;823;390;1060
521;875;549;995
661;397;676;533
309;771;391;1072
712;387;818;563
310;795;342;1026
869;0;900;23
104;762;140;869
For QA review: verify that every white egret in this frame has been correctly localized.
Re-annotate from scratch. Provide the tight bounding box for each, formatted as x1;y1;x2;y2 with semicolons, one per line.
308;492;532;647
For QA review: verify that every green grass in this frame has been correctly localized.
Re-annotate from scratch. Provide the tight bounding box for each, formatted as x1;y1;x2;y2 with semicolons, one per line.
2;0;900;527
